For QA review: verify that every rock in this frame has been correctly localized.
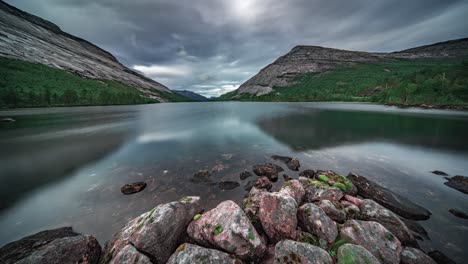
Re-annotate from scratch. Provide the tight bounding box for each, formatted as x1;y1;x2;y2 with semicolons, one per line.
218;181;240;190
103;196;201;264
298;176;311;187
444;175;468;194
255;176;273;190
258;192;297;243
348;173;431;220
0;227;101;264
110;244;151;264
401;247;436;264
427;250;456;264
359;199;416;246
261;245;276;264
337;243;381;264
244;180;256;191
317;200;346;223
296;231;321;247
340;200;360;218
298;203;338;243
187;200;265;260
242;187;268;234
253;163;284;181
271;155;301;171
340;220;402;264
304;185;343;203
166;243;240;264
317;170;357;195
344;195;363;206
399;218;430;240
0;117;15;122
448;208;468;219
273;240;333;264
240;171;253;180
120;182;147;195
431;170;449;176
299;169;316;178
278;179;305;205
191;170;217;186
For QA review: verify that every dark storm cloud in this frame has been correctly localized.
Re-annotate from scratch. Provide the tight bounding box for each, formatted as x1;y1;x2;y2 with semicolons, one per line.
6;0;468;97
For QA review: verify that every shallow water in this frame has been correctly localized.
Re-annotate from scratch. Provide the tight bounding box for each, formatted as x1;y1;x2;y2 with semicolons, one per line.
1;102;467;262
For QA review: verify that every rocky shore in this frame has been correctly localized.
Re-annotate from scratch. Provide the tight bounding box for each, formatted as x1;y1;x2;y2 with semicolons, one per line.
1;156;463;264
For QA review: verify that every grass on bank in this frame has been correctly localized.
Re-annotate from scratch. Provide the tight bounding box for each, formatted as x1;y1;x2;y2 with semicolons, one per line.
0;57;191;108
219;58;468;106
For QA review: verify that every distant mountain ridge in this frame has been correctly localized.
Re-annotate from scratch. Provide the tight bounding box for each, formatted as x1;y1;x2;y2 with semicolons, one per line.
174;90;209;101
229;38;468;97
0;1;175;102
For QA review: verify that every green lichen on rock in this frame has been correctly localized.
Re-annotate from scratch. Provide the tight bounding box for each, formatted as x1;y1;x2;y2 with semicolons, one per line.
297;231;320;246
309;179;328;187
333;182;347;192
181;196;191;202
193;214;201;220
318;174;330;183
248;232;255;240
385;232;395;241
213;224;223;235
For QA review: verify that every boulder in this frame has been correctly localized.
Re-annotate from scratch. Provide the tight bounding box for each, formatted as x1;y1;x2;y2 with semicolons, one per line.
166;243;240;264
242;187;268;232
258;192;297;243
448;208;468;219
340;220;402;264
348;173;431;220
278;179;305;205
340;200;360;218
0;227;101;264
273;240;333;264
191;170;217;186
255;176;273;190
110;244;151;264
298;203;338;243
427;250;456;264
271;155;300;171
103;196;201;264
120;182;146;195
253;163;284;181
337;243;381;264
401;247;436;264
344;195;363;206
359;199;416;246
218;181;240;190
187;200;265;260
240;171;253;180
431;170;448;176
317;200;346;223
444;175;468;194
299;169;316;178
304;185;343;203
316;170;357;195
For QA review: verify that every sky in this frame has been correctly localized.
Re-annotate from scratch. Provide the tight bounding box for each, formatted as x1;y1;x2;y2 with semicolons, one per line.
6;0;468;97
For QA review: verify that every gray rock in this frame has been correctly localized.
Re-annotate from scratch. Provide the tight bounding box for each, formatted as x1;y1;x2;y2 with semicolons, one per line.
259;192;298;243
273;240;333;264
187;200;266;260
340;220;402;264
399;218;430;240
401;247;436;264
431;170;448;176
191;170;217;186
278;179;305;205
427;250;456;264
304;185;343;203
109;244;151;264
298;203;338;244
102;196;201;264
448;208;468;219
337;244;381;264
340;200;360;218
167;243;240;264
299;169;316;178
444;175;468;195
317;200;346;223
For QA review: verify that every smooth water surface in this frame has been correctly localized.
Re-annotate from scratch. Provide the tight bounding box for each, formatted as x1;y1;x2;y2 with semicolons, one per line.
1;102;467;262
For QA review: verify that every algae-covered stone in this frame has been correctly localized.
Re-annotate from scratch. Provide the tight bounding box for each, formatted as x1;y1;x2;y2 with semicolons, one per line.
298;203;338;243
273;240;333;264
166;243;241;264
337;243;381;264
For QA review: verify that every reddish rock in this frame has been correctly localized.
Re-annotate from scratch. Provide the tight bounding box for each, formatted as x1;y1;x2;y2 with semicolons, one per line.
166;243;240;264
401;247;436;264
298;203;338;243
255;176;273;190
187;200;265;260
273;240;333;264
340;200;360;218
341;220;402;264
305;186;343;203
110;244;151;264
278;179;305;205
120;182;146;195
344;195;363;206
317;200;346;224
243;187;268;233
253;163;284;181
258;192;298;243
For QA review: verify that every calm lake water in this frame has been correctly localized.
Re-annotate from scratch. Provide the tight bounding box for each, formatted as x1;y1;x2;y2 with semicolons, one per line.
1;102;467;262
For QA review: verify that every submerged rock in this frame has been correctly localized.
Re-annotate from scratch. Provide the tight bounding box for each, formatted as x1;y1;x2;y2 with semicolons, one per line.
166;243;240;264
103;196;201;264
448;208;468;219
218;181;240;190
253;163;284;181
299;169;316;178
278;179;305;205
348;173;431;220
431;170;449;176
191;170;217;186
110;244;151;264
399;218;430;241
337;243;381;264
187;200;265;260
427;250;456;264
0;117;15;122
298;203;338;244
244;180;256;191
401;247;436;264
273;240;333;264
271;155;300;171
258;192;298;243
340;220;402;264
444;175;468;194
359;199;416;246
0;227;101;264
317;200;346;224
240;171;253;180
121;182;147;195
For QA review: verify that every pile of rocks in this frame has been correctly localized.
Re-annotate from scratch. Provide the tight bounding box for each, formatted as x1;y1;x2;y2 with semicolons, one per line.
2;158;451;264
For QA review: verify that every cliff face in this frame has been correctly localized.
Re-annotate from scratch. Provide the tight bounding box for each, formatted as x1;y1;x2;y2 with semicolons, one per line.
233;38;468;96
0;1;172;101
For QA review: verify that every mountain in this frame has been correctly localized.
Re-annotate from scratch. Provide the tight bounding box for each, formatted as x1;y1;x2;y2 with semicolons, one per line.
0;1;187;105
174;90;209;101
221;38;468;107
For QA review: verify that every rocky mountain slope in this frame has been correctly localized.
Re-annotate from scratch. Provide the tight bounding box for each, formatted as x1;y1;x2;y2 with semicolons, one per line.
174;90;209;101
0;1;173;102
230;38;468;97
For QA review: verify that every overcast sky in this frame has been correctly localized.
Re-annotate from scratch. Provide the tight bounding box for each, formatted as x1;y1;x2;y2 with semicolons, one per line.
6;0;468;97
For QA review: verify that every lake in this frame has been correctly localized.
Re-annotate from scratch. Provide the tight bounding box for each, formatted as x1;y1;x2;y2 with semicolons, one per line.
1;102;467;262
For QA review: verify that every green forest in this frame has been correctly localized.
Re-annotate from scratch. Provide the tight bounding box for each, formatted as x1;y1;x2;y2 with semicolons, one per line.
219;58;468;106
0;57;189;108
